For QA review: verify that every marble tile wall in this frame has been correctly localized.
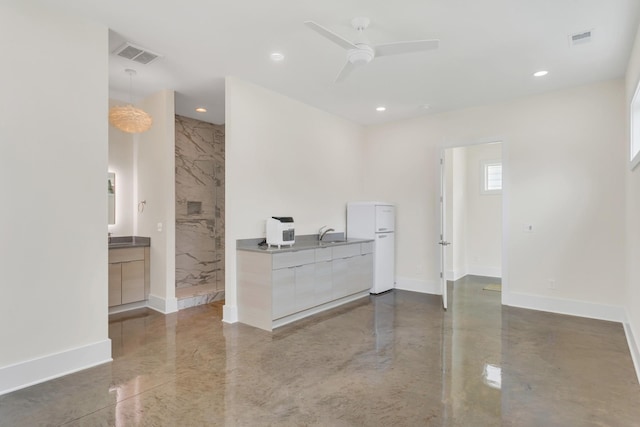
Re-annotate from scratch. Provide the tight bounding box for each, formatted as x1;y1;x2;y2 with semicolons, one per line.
175;115;225;293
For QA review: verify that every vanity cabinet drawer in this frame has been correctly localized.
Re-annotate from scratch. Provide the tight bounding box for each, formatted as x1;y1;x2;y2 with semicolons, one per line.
109;247;145;263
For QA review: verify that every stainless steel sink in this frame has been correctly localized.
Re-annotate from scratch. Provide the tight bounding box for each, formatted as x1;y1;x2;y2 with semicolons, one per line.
319;240;346;245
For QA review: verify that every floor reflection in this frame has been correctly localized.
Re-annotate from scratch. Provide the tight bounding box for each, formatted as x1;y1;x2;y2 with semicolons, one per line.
1;278;639;426
446;275;502;425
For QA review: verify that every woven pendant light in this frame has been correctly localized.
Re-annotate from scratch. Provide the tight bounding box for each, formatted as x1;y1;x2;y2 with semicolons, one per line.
109;69;153;133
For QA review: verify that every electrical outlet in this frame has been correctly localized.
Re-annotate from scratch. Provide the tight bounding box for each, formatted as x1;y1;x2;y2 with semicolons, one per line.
157;222;163;232
548;279;556;290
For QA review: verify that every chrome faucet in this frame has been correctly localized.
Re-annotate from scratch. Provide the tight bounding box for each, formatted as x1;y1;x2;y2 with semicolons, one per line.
319;225;335;241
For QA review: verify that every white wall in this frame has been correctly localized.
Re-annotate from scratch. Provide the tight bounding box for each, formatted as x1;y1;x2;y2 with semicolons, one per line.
624;22;640;382
365;79;626;319
136;90;177;314
0;2;110;394
465;143;502;277
224;77;365;322
108;98;135;236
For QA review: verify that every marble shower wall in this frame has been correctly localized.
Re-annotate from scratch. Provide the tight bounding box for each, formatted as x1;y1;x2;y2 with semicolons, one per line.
175;115;225;291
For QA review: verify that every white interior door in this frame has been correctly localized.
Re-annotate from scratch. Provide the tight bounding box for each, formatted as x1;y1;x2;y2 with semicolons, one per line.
439;152;450;310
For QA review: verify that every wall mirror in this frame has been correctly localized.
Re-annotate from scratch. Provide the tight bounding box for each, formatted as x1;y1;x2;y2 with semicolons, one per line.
108;172;115;225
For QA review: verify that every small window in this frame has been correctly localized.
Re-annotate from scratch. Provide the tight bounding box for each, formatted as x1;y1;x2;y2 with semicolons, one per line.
482;161;502;194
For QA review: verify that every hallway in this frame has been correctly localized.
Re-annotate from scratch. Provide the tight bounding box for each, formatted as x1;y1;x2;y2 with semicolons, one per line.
1;278;638;426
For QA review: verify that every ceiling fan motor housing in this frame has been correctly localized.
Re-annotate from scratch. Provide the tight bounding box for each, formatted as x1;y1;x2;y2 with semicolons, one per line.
348;44;375;65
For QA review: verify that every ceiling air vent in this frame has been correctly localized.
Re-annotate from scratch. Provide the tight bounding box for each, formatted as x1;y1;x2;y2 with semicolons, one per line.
570;30;593;46
113;42;162;65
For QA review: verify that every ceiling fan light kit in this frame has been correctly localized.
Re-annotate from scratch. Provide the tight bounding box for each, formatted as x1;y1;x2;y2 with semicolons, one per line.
304;16;439;83
348;45;374;65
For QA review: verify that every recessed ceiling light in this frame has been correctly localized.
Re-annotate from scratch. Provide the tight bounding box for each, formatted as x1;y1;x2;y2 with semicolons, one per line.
533;70;548;77
421;104;430;110
195;107;207;113
376;106;386;112
270;52;285;61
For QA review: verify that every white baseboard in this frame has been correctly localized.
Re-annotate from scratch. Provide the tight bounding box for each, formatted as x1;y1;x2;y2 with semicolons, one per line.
0;339;112;396
223;304;238;324
503;292;640;383
446;270;466;281
506;291;624;322
466;266;502;278
395;277;441;295
108;300;147;315
147;294;178;314
623;310;640;385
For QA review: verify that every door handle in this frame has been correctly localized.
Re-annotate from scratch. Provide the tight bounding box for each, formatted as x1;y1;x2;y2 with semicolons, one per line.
438;241;451;246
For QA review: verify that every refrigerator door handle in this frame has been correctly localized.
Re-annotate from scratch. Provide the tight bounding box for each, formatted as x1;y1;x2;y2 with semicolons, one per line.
378;234;388;239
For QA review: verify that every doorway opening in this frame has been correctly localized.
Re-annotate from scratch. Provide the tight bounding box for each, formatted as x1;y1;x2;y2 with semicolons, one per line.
174;115;226;309
440;142;504;308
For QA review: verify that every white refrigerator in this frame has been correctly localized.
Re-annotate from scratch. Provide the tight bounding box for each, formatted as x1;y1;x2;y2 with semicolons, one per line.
347;202;395;294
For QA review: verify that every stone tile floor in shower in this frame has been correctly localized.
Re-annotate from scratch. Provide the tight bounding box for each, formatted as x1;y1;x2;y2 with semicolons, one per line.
1;276;639;426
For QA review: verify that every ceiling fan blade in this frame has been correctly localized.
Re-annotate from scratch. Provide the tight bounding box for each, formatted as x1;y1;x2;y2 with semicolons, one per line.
374;39;439;57
304;21;359;50
334;61;356;83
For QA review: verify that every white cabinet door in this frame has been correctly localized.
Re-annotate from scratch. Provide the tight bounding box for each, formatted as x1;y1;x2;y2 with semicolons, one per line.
357;253;373;293
121;260;145;304
295;263;316;312
346;256;361;296
345;253;373;295
314;260;332;305
108;263;122;307
272;267;295;319
332;258;350;300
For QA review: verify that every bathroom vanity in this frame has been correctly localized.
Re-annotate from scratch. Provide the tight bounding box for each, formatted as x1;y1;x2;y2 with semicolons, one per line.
108;236;150;309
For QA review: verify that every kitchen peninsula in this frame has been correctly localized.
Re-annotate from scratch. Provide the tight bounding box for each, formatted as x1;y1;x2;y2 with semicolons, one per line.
236;234;374;331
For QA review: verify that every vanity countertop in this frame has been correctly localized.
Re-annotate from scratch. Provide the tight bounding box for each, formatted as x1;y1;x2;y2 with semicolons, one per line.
108;236;151;249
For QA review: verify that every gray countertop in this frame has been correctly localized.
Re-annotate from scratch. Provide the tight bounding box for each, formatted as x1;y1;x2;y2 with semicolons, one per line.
237;234;373;254
108;236;151;249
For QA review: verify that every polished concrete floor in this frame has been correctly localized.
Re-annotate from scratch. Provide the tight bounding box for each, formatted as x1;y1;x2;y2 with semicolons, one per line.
1;276;639;426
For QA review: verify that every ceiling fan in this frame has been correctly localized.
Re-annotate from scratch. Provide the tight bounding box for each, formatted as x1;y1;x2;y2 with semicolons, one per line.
304;17;439;83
